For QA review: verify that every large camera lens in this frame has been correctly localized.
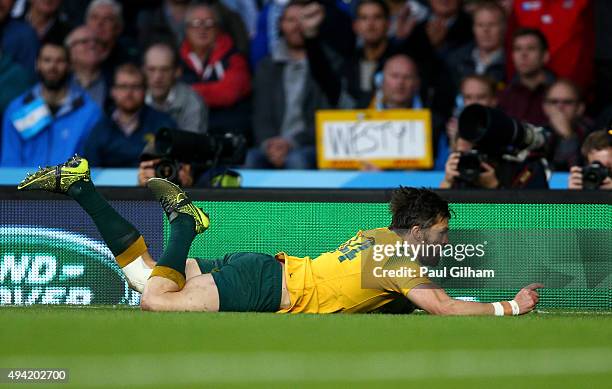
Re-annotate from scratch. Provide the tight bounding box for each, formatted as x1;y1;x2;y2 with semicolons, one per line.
458;105;546;156
154;158;179;183
582;161;610;190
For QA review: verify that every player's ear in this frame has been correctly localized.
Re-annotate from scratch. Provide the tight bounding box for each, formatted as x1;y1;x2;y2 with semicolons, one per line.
410;225;423;242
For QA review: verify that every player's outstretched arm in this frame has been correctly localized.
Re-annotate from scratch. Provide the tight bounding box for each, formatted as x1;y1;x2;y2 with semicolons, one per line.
407;283;543;316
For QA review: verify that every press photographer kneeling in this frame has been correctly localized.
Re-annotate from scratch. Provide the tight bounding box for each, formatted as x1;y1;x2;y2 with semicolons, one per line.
567;130;612;190
440;105;549;189
138;128;246;188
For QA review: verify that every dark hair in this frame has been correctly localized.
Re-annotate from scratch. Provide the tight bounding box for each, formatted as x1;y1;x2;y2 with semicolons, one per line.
355;0;390;20
581;130;612;157
38;40;70;62
113;62;145;85
545;78;583;103
389;187;451;230
513;27;548;52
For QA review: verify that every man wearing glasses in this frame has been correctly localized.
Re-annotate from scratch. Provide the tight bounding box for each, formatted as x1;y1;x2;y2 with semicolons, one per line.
83;63;176;167
542;79;593;171
66;25;108;109
179;3;251;134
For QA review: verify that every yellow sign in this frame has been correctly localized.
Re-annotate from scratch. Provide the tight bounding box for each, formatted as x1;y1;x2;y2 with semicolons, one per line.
316;109;433;169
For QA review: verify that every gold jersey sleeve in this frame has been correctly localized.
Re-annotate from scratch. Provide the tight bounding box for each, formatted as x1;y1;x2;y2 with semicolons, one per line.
276;228;431;314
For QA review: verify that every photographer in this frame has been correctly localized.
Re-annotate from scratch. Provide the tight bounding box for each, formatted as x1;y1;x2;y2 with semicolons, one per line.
440;105;549;189
568;130;612;190
138;128;246;188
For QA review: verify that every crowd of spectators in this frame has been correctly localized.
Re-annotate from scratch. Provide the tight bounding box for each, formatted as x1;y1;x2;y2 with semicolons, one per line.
0;0;610;190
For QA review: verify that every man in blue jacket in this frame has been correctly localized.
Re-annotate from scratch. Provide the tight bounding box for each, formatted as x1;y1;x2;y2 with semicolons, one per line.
84;63;176;167
1;41;102;167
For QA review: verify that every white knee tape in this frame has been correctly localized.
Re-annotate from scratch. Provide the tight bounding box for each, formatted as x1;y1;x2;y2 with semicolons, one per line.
122;256;153;293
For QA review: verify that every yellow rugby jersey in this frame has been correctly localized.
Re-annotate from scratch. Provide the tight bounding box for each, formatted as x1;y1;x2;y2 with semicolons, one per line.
276;227;431;314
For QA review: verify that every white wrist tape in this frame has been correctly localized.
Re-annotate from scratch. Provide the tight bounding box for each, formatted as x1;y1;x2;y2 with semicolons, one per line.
509;299;520;316
492;302;504;316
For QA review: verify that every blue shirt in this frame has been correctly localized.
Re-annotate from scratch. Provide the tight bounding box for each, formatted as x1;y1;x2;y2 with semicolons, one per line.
1;84;103;167
83;106;176;167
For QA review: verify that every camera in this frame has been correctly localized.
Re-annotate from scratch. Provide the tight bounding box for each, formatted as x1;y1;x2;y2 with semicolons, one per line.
457;150;483;185
141;128;247;184
458;105;548;156
582;161;610;190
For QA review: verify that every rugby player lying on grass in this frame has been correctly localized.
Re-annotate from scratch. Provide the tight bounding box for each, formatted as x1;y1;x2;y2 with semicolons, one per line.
18;156;542;316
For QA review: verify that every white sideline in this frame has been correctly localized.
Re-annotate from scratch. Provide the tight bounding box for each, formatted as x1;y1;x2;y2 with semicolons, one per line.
2;348;612;386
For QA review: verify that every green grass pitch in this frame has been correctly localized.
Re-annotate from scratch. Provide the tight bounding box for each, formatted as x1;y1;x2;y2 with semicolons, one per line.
1;307;611;388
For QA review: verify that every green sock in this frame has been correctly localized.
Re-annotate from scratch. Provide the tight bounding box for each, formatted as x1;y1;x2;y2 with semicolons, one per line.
68;180;142;257
156;214;196;278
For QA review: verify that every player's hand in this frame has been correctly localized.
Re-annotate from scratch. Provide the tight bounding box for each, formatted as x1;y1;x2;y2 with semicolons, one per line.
513;283;543;314
478;162;499;189
300;2;325;38
441;152;460;188
568;166;583;189
138;159;160;187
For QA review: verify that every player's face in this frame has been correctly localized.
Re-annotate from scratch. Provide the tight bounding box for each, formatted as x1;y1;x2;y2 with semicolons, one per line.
424;218;449;246
413;217;449;267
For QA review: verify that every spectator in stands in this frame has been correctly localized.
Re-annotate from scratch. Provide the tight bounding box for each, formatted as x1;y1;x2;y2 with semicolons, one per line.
542;79;592;172
22;0;72;44
449;1;506;87
408;0;473;59
85;0;139;79
137;0;250;54
143;42;208;134
179;3;251;133
1;41;102;167
250;0;354;69
568;130;612;190
247;0;324;169
66;25;108;109
498;28;554;126
367;54;421;110
0;50;32;120
84;64;176;167
439;136;550;189
0;0;39;72
435;74;498;168
137;0;190;48
440;77;549;189
508;0;594;90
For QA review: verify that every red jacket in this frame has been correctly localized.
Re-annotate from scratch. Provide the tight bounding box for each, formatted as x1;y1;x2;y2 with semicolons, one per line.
507;0;594;89
180;34;251;109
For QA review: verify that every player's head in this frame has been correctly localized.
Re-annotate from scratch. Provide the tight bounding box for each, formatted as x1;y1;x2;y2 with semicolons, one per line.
389;187;451;263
